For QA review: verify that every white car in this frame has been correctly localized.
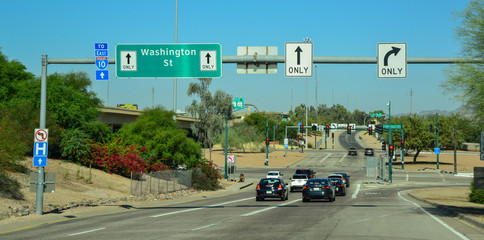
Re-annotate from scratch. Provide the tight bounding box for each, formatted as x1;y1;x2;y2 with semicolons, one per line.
290;174;308;192
266;171;283;180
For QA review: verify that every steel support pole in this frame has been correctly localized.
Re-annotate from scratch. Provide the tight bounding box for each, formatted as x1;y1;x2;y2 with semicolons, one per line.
36;55;48;215
436;115;440;170
401;120;405;170
224;112;228;179
265;119;269;166
388;101;392;183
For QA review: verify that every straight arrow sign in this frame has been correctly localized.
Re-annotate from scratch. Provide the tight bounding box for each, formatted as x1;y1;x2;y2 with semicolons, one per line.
295;46;302;65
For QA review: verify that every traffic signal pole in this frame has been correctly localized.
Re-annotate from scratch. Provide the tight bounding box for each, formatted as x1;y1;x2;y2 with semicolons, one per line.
265;118;269;166
388;101;392;183
401;120;405;170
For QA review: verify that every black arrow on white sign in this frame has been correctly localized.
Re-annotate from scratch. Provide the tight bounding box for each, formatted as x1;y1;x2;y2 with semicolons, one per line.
205;53;211;64
126;53;131;64
295;46;303;65
383;47;401;66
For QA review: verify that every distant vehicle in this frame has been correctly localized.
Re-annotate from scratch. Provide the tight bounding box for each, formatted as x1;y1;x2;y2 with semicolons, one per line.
329;178;346;196
295;169;316;179
328;174;346;186
348;147;358;155
333;172;350;187
290;174;309;192
266;171;283;180
302;178;335;202
364;148;374;156
256;178;289;201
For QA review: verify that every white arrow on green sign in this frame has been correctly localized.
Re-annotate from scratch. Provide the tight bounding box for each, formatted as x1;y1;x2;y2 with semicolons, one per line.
115;43;222;78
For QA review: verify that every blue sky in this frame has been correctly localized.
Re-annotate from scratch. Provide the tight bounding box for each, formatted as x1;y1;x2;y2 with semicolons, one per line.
0;0;470;115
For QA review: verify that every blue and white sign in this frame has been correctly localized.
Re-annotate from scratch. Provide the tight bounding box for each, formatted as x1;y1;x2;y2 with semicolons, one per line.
33;142;48;167
95;43;108;50
96;58;108;70
434;147;441;154
95;50;108;57
34;156;47;167
96;70;109;80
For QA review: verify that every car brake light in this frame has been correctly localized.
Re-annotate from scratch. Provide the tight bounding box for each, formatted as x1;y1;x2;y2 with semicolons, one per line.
303;186;310;190
256;184;260;190
310;175;313;178
323;186;330;189
278;184;283;190
338;184;343;187
291;179;295;182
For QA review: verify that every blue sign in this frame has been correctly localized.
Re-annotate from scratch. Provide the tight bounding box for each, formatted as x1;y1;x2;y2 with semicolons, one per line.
434;147;441;154
95;43;108;50
96;59;108;70
95;50;108;57
34;142;48;156
33;156;47;167
96;70;109;80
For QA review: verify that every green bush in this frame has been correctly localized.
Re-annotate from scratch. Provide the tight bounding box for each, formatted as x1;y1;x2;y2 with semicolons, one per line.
0;170;24;200
60;128;90;162
469;181;484;204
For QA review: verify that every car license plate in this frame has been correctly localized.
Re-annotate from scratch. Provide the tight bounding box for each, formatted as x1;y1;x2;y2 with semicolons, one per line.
313;188;320;191
266;191;272;194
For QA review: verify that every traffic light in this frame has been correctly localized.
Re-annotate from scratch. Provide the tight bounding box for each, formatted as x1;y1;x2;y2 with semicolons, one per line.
369;127;373;135
265;137;270;146
347;124;351;134
325;125;330;135
401;140;405;149
389;145;394;157
311;124;317;131
375;124;383;134
299;124;304;132
332;132;334;138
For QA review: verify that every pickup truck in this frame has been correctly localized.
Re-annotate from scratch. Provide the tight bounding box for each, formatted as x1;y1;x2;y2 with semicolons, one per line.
290;174;309;192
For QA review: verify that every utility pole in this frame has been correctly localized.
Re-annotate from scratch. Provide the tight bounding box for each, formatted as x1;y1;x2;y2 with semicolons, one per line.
265;118;269;166
173;0;178;120
388;101;392;183
315;65;318;115
436;114;440;170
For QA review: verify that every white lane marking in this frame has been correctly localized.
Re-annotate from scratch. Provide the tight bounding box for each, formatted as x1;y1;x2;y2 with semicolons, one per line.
150;197;253;218
339;154;347;162
406;173;409;182
68;227;106;236
320;154;332;163
241;199;300;217
192;223;216;231
439;172;447;182
352;184;360;199
398;191;470;240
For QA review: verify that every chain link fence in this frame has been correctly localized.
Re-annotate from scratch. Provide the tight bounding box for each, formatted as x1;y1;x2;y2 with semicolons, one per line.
130;170;192;196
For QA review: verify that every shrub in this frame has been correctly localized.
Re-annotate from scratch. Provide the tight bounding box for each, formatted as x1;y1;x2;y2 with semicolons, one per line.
60;128;90;162
192;159;222;191
469;181;484;204
0;170;24;200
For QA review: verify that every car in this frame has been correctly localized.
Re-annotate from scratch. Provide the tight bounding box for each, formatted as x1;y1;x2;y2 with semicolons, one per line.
256;178;289;201
364;148;374;156
333;172;350;187
329;178;346;196
302;178;335;202
290;174;309;192
295;168;316;179
348;147;358;155
265;170;283;180
328;174;346;187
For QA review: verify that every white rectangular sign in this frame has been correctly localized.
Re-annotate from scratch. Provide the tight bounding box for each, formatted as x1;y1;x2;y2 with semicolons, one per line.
285;42;313;77
378;43;407;78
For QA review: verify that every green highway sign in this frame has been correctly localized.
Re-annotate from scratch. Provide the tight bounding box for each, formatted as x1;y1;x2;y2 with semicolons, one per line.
232;97;245;110
383;124;402;129
370;112;383;118
115;43;222;78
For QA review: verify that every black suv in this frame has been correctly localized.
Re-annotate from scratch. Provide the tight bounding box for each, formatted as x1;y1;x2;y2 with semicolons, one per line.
295;169;316;179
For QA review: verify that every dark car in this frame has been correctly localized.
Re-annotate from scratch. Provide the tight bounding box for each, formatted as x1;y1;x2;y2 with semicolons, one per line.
330;178;346;196
364;148;374;156
256;178;289;201
348;147;358;155
302;178;335;202
333;172;350;187
295;168;316;179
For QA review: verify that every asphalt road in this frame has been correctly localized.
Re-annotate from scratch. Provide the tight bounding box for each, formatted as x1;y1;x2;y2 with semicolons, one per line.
1;134;482;240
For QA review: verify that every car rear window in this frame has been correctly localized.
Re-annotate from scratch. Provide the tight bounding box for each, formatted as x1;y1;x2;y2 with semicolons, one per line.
267;172;278;176
260;179;281;185
293;175;308;179
307;179;328;186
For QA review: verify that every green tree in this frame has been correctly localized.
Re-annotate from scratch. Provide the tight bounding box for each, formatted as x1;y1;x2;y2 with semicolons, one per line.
186;78;232;152
0;50;34;102
116;107;202;168
442;0;484;125
399;114;434;162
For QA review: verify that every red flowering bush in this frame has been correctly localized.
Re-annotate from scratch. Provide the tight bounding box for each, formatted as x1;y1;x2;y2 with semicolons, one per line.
192;159;223;191
82;140;168;178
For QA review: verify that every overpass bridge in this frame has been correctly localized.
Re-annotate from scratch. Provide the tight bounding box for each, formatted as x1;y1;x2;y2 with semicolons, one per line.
97;106;196;132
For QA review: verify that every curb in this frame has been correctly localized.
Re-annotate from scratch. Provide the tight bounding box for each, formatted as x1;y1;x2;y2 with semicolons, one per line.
407;192;484;229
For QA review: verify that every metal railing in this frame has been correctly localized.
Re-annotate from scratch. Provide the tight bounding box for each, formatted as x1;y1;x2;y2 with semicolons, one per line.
130;170;192;196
